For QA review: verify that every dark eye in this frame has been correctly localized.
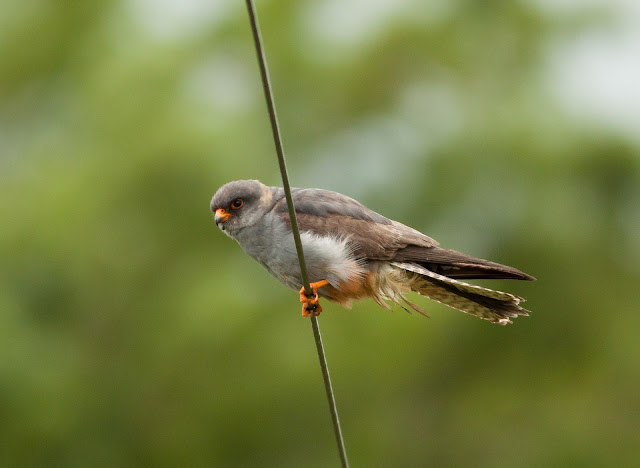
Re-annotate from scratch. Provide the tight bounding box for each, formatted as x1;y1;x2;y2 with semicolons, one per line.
230;198;244;209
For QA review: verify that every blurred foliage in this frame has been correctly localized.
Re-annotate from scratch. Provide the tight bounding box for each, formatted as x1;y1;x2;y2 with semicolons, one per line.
1;0;639;466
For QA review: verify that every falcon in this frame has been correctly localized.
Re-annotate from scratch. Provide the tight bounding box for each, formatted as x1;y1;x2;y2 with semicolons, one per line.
211;180;535;324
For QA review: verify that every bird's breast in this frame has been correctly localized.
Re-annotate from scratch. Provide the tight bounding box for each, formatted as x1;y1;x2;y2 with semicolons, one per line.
233;217;367;291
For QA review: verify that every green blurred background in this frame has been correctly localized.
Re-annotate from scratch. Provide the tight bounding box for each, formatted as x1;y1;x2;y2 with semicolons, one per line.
2;0;639;466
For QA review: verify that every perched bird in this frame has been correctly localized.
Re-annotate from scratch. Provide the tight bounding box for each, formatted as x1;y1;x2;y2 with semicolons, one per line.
211;180;535;325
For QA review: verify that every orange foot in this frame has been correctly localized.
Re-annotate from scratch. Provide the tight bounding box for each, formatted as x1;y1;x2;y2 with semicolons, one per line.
299;280;330;317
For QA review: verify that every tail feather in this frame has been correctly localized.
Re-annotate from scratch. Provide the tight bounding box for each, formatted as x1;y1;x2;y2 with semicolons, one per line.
391;262;530;325
392;246;536;281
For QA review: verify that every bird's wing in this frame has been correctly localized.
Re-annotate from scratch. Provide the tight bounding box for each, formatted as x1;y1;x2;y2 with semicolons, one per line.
272;188;535;281
392;245;536;280
272;188;437;260
288;188;394;225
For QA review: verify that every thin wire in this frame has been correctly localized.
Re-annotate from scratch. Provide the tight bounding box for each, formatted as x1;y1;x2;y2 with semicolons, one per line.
244;2;349;467
310;313;349;468
244;0;310;293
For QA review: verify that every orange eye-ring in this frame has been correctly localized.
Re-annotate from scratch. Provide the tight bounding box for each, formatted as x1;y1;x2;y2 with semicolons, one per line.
230;198;244;209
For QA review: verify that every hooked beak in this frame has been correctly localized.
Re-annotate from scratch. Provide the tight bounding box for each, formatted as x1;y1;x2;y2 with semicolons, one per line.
214;208;231;228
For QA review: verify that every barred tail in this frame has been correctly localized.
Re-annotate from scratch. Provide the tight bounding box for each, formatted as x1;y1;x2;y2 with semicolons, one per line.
392;262;530;325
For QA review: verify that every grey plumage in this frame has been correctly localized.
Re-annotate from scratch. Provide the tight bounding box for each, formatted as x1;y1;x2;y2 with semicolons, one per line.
211;179;535;324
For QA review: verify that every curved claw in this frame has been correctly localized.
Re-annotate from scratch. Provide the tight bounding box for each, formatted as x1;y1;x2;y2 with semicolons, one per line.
299;280;329;317
302;302;323;317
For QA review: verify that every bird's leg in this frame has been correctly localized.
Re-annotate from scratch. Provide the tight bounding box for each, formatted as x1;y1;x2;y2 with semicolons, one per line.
299;280;330;317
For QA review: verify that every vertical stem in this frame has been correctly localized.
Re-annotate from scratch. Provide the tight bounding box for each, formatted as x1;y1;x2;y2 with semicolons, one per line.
244;0;310;293
311;316;349;468
244;2;349;467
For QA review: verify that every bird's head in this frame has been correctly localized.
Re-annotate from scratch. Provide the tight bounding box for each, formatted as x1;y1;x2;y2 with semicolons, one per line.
210;179;274;237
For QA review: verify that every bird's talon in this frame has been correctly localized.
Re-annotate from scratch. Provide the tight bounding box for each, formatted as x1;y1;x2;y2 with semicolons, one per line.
299;289;318;304
302;302;323;317
299;280;329;317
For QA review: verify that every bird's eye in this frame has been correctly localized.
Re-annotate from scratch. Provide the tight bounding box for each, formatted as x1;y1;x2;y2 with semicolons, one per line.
230;198;244;209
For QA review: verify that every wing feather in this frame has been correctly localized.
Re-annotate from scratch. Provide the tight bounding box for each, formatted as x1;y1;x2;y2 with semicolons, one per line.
272;190;437;260
393;245;535;280
270;187;534;281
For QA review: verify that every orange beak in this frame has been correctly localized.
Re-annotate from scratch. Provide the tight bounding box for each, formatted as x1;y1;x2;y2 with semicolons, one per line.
214;208;231;226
